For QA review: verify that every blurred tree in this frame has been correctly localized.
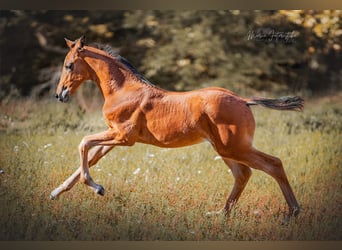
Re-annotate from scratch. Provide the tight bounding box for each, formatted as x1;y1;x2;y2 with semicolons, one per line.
0;10;341;100
265;10;342;93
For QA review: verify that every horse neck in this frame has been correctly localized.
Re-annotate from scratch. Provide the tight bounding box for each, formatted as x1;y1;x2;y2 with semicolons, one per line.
83;50;143;99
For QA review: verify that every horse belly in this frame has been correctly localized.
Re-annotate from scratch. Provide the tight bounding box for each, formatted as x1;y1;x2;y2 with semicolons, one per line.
139;110;205;148
140;134;205;148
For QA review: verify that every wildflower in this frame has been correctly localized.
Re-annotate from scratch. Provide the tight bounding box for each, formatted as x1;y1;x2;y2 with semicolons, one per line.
214;156;222;161
133;167;141;175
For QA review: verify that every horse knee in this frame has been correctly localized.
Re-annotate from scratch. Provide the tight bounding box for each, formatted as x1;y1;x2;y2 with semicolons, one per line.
234;149;286;179
259;155;288;180
79;137;96;156
234;166;252;188
269;155;282;167
242;167;252;180
268;156;284;173
224;159;252;185
79;138;89;152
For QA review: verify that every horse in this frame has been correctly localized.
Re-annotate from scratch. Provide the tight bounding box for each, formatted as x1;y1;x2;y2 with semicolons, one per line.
51;36;303;218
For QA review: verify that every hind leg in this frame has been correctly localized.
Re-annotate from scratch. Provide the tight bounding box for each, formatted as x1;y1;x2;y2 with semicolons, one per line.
234;148;300;217
222;158;252;214
206;157;251;217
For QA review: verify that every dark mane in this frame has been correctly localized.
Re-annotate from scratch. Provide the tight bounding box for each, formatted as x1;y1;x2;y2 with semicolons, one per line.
90;43;153;86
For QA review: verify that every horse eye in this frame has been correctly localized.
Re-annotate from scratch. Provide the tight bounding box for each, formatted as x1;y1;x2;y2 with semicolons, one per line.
65;63;74;71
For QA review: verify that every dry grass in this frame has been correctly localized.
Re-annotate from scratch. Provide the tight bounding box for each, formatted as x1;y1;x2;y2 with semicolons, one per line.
0;96;341;240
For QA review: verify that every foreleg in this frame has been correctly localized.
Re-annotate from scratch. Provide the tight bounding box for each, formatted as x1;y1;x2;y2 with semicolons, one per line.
50;145;113;199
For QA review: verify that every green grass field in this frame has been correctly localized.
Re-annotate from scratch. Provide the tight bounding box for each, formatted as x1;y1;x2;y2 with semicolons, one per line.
0;95;341;240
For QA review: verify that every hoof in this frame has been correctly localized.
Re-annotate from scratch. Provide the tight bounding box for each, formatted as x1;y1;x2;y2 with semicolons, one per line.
291;207;300;217
50;191;58;200
96;185;105;196
282;208;300;225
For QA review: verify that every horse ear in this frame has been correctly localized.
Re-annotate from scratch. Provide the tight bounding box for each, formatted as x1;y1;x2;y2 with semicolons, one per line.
65;38;75;49
79;35;86;48
75;35;86;52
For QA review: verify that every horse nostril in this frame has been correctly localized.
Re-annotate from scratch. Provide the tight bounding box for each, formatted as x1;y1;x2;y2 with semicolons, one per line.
55;94;59;99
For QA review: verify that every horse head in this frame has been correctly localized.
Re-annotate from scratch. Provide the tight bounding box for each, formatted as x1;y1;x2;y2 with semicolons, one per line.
55;35;90;102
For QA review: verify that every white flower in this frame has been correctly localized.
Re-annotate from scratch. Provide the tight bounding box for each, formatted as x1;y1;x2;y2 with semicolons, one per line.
214;156;222;161
133;168;141;175
253;209;261;216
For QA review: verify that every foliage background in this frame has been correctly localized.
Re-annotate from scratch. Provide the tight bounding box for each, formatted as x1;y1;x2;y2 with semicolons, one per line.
0;10;341;99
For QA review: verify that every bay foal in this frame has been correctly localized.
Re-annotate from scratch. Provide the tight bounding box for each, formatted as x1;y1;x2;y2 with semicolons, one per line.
51;36;303;218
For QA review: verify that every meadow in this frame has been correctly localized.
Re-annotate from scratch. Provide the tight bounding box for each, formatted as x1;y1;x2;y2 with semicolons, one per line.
0;94;341;240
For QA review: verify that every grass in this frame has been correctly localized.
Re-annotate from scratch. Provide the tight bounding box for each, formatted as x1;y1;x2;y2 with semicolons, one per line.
0;95;341;240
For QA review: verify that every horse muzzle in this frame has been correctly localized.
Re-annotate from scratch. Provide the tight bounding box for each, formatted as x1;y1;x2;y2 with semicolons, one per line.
55;86;70;102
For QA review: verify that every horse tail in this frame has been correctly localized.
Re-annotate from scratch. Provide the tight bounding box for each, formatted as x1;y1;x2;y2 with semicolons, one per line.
246;96;304;111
